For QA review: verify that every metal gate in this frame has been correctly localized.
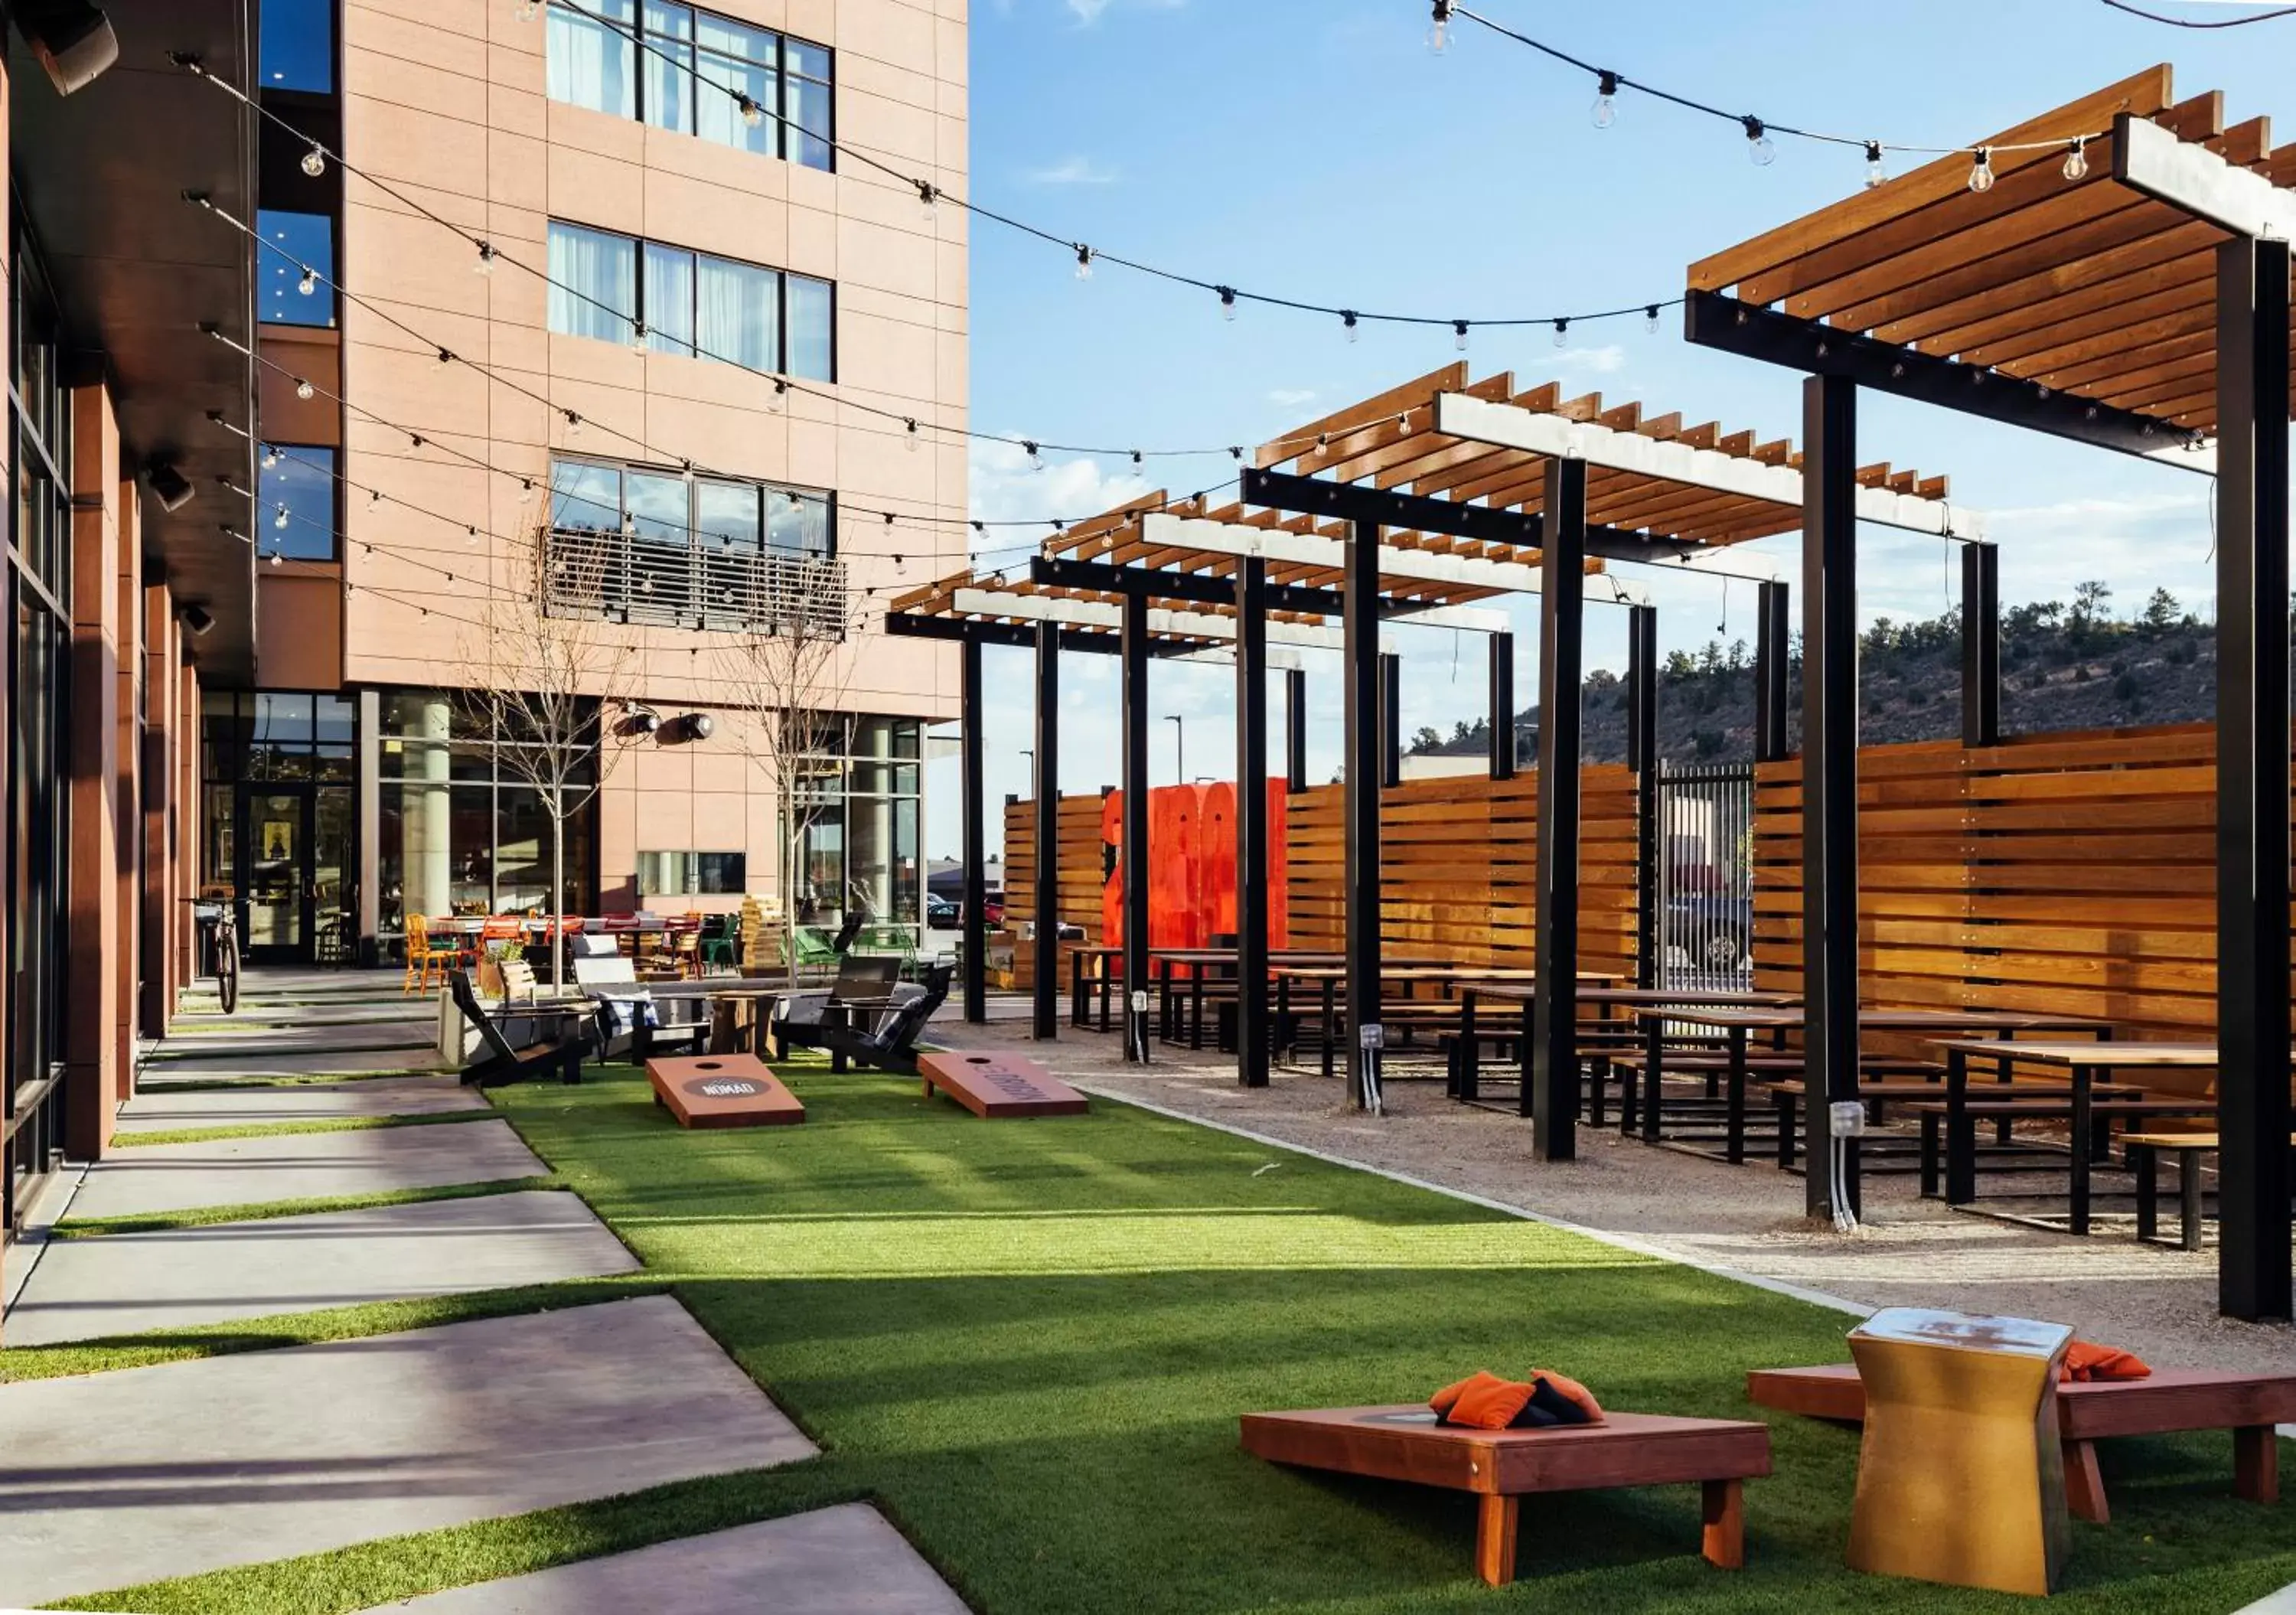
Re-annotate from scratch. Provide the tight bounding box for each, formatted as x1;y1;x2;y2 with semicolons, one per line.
1653;762;1756;991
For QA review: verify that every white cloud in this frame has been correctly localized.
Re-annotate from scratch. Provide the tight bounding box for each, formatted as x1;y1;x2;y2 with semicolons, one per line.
1266;388;1318;409
1025;155;1117;185
967;439;1153;569
1065;0;1186;21
1548;342;1627;376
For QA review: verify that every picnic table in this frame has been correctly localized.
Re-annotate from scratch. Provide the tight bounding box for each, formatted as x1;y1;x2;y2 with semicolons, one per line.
1928;1039;2223;1232
1626;1007;2118;1166
1154;951;1453;1053
1446;984;1798;1111
1269;964;1606;1078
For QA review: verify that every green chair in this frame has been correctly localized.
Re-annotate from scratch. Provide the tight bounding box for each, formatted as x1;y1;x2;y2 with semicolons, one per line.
793;925;842;975
849;922;920;979
698;913;739;971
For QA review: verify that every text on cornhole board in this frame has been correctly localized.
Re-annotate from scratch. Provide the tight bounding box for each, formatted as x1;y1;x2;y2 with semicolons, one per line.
647;1054;806;1128
918;1052;1089;1118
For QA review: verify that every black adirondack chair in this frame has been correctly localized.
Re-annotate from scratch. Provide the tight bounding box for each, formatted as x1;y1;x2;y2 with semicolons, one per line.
449;968;585;1088
818;962;954;1075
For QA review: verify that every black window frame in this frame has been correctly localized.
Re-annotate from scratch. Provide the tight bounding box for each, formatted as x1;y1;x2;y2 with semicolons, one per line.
546;452;836;560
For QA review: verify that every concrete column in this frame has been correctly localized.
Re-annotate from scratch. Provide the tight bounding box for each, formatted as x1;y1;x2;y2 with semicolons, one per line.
67;383;122;1160
113;484;142;1091
404;697;454;925
141;582;176;1032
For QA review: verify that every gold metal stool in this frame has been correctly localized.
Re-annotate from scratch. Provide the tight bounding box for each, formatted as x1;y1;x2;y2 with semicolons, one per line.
1845;1308;2073;1597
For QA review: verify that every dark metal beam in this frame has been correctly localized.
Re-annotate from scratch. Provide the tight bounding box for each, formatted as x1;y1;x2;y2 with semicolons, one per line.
1961;542;2001;749
1379;652;1402;788
2213;233;2294;1322
1242;465;1699;560
1802;373;1862;1222
1030;555;1342;618
885;613;1120;656
1344;520;1384;1111
1627;604;1659;991
960;635;987;1024
1032;621;1061;1042
1120;592;1153;1062
1489;631;1516;781
1685;290;2206;468
1529;457;1586;1156
1236;556;1271;1089
1285;668;1309;792
1754;580;1790;763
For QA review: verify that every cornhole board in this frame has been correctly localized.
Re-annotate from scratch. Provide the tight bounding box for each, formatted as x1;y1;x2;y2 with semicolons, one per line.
1240;1405;1769;1587
646;1053;805;1129
1747;1363;2293;1522
917;1052;1088;1119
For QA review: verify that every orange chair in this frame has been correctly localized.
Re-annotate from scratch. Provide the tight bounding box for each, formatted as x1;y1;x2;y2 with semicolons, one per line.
403;914;468;994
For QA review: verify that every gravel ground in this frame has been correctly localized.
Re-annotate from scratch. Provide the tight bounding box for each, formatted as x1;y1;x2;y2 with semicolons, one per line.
927;1009;2296;1377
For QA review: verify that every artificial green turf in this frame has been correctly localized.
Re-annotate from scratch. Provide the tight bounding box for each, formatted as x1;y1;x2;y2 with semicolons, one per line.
50;1174;559;1238
129;1069;445;1093
66;1065;2296;1613
109;1109;497;1149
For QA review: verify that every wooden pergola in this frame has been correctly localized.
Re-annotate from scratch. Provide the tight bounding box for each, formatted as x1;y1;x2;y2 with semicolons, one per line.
889;364;1968;1140
1684;65;2292;1320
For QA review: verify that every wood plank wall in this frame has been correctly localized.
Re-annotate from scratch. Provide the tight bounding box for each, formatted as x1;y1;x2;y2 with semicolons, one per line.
1752;723;2227;1044
996;794;1108;988
1002;769;1642;985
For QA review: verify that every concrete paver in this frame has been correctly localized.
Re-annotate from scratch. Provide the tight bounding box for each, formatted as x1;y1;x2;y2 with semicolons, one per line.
358;1504;967;1613
63;1120;546;1222
3;1191;638;1346
135;1045;453;1085
146;1020;437;1061
0;1297;817;1607
116;1077;484;1134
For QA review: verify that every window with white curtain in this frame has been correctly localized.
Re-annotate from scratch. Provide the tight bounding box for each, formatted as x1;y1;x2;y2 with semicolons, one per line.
545;220;833;382
546;0;636;118
546;0;829;170
547;222;638;344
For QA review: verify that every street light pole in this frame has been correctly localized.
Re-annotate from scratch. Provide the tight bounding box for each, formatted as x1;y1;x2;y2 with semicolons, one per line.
1165;713;1183;783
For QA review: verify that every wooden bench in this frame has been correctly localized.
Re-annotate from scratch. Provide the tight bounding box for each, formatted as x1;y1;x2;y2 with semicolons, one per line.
1766;1077;2143;1170
918;1051;1088;1118
1746;1364;2295;1523
2123;1131;2296;1251
1239;1405;1770;1587
1911;1097;2216;1229
646;1053;806;1128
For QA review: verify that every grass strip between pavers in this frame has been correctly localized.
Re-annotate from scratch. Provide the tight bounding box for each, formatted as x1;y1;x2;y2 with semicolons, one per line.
0;1274;663;1385
129;1069;454;1093
50;1174;559;1238
111;1108;498;1150
60;1064;2296;1615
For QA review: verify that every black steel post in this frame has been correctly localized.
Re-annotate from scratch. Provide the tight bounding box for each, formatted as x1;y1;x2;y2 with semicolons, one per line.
1802;374;1862;1222
1284;667;1308;793
960;634;987;1023
1236;556;1271;1088
1529;457;1587;1156
1961;542;2001;749
1031;621;1060;1041
1489;631;1516;781
2214;234;2293;1322
1344;520;1384;1110
1379;651;1403;788
1754;580;1790;763
1627;604;1658;991
1120;592;1153;1062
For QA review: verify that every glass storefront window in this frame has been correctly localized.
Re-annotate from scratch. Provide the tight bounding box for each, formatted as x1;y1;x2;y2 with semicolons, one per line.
782;716;923;931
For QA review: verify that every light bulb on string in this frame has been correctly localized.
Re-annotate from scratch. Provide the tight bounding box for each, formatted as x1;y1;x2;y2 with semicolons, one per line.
1024;440;1043;474
1644;304;1661;335
300;143;327;178
295;377;315;401
465;526;480;546
563;409;583;439
513;0;540;20
1342;310;1359;344
517;478;535;507
261;445;279;468
1552;317;1569;349
1074;244;1094;281
630;321;651;356
905;418;921;453
1591;70;1619;129
475;240;497;276
1427;0;1450;53
297;266;318;295
1967;148;1995;194
1743;116;1774;167
268;548;283;567
1453;320;1469;354
737;93;763;129
273;503;289;530
2062;137;2089;182
1864;141;1887;190
915;178;937;223
768;378;787;413
1218;285;1238;322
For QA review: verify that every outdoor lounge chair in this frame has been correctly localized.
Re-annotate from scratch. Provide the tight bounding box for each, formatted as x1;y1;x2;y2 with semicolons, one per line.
817;961;954;1075
772;954;904;1058
570;936;707;1061
448;967;585;1088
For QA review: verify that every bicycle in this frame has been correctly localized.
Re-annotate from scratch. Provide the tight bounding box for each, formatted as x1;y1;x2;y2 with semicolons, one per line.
184;895;241;1016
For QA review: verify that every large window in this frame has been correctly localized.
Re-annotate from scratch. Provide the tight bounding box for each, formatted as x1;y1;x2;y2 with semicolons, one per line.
638;850;747;896
374;693;598;937
258;209;337;328
549;455;830;556
259;0;335;91
789;717;922;930
256;445;338;562
547;221;833;380
546;0;832;170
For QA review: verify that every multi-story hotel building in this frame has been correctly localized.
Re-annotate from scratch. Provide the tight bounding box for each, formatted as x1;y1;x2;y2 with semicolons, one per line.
1;0;966;1236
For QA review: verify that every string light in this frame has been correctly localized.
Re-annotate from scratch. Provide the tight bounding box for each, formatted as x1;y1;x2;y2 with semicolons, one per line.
1591;69;1619;128
629;321;651;355
736;93;763;129
1643;304;1660;335
564;409;583;437
1968;147;1996;194
475;240;497;276
518;478;536;507
1743;116;1775;166
1428;0;1451;54
1342;310;1359;344
1218;285;1238;322
905;418;921;452
1552;317;1569;348
513;0;540;19
1864;140;1887;190
297;266;318;295
2062;136;2090;181
299;143;326;178
1025;441;1043;473
261;445;279;468
273;502;289;530
295;377;315;400
1453;319;1469;353
268;547;284;566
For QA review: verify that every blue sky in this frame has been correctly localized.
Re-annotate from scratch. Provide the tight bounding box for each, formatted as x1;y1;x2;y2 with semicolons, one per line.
925;0;2288;858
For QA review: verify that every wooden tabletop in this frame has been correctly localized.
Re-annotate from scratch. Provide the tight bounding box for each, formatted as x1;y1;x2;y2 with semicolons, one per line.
1270;965;1609;984
1462;984;1795;1008
1936;1039;2223;1069
1636;1007;2118;1033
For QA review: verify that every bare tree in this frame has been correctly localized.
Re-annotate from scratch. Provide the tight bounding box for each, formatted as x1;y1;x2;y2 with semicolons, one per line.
455;528;640;990
713;556;862;984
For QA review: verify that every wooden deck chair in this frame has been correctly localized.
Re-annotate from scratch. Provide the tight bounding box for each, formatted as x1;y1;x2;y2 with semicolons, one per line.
448;968;585;1088
818;962;954;1076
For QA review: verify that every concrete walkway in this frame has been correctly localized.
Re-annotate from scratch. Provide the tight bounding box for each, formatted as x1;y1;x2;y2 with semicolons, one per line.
114;1076;487;1133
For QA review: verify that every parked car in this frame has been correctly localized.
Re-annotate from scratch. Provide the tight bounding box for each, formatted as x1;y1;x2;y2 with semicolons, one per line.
925;893;958;930
1665;892;1753;971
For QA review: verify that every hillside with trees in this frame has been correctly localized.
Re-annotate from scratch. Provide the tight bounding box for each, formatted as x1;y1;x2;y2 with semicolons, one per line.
1410;582;2215;768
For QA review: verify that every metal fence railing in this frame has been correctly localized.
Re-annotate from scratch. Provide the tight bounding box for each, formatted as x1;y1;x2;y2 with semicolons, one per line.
543;526;849;638
1653;762;1756;993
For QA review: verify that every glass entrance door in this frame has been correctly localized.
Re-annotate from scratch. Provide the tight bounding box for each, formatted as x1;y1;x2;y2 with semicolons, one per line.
236;783;357;964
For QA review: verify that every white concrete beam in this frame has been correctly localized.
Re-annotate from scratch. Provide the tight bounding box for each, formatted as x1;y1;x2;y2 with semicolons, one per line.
1139;512;1546;594
948;589;1505;649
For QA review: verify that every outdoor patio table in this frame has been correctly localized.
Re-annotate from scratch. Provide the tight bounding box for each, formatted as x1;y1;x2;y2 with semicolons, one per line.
1447;984;1798;1114
1928;1039;2219;1233
1270;965;1600;1079
1150;948;1381;1049
1629;1009;2118;1166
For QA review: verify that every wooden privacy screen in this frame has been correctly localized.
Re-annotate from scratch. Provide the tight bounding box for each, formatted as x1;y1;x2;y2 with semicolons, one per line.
1752;723;2231;1044
1002;768;1642;986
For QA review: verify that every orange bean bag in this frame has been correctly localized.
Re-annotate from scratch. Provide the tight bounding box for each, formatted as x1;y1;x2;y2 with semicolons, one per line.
2061;1340;2152;1383
1429;1369;1606;1429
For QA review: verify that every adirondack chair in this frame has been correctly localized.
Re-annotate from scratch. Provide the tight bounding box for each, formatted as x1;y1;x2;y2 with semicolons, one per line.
817;962;954;1076
448;968;585;1088
773;954;902;1059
